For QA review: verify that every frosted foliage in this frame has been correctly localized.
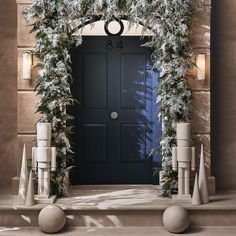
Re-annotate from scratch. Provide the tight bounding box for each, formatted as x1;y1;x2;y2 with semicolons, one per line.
24;0;194;197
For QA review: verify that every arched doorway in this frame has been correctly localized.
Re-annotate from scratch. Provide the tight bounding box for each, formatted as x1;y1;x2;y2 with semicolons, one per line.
70;20;161;185
24;0;194;196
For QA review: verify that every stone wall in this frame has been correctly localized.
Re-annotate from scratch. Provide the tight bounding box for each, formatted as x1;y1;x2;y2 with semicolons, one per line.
12;0;212;190
10;0;38;192
212;0;236;190
188;1;212;189
0;0;17;190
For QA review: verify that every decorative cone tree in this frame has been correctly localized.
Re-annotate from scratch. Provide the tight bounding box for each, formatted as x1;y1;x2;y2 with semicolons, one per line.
199;144;209;203
17;144;28;204
192;173;202;205
26;170;35;206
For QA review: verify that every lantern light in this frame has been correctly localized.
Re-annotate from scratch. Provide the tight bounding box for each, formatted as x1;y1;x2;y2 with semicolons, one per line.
196;54;206;81
23;52;33;80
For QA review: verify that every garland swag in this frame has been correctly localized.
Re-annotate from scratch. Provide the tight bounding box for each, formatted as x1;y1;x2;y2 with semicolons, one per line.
24;0;194;197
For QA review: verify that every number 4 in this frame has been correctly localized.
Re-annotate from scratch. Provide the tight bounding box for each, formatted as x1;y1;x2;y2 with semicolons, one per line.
116;40;123;50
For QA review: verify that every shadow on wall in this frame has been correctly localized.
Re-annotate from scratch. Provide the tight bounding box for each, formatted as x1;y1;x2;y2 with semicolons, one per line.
211;0;236;190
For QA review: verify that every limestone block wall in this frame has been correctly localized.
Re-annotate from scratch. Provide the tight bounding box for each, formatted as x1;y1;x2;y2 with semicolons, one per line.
15;0;212;187
14;0;38;190
189;1;211;182
0;0;17;190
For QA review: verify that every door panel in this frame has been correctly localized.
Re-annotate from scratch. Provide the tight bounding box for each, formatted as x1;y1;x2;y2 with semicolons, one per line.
82;124;108;163
71;36;161;184
121;53;146;109
120;123;146;163
82;53;108;109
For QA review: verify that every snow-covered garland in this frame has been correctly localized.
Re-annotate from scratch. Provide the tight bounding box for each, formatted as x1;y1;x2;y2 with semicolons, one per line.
24;0;194;197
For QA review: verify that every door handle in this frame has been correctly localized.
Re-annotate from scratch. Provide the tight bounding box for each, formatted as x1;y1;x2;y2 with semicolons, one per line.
110;111;119;120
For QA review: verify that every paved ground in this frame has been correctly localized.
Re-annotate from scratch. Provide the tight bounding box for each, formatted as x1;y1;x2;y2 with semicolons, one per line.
1;226;236;236
1;185;236;211
1;186;236;234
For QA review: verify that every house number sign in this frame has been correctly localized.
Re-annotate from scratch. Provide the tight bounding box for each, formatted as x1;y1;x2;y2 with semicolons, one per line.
106;39;124;51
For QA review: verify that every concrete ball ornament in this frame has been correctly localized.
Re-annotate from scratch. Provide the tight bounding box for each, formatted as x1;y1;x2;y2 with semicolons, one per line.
163;206;190;233
38;205;66;233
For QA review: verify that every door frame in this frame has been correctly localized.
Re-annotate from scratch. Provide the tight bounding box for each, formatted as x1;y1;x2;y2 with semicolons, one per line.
70;26;162;185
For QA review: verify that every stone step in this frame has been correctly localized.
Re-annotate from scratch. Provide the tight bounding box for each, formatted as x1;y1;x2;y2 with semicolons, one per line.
1;205;236;227
1;226;236;236
1;186;236;227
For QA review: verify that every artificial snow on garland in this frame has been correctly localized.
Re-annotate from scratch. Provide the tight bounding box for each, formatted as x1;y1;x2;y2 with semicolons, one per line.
24;0;195;197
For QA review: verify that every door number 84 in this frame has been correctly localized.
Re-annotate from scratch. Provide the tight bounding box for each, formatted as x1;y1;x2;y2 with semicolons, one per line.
106;40;124;51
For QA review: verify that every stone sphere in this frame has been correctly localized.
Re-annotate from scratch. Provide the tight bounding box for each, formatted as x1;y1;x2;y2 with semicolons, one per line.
38;205;66;233
163;205;189;233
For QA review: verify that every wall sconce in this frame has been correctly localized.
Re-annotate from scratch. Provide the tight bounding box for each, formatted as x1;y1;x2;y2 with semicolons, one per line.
196;54;206;81
22;52;33;80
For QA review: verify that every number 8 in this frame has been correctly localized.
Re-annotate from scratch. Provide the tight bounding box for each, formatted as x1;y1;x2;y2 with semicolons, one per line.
106;40;113;50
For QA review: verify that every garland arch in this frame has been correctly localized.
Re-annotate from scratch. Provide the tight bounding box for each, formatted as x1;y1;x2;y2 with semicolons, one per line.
24;0;194;197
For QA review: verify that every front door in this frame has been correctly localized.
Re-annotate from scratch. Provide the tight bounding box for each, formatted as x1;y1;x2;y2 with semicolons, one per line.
71;36;160;184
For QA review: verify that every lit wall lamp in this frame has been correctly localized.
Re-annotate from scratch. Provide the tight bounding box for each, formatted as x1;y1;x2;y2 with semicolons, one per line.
196;54;206;81
22;52;33;80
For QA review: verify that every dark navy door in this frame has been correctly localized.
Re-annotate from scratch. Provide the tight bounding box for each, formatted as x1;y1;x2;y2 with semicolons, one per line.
71;36;161;184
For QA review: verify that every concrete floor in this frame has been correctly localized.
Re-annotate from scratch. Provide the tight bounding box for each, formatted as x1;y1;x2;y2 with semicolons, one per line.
1;226;236;235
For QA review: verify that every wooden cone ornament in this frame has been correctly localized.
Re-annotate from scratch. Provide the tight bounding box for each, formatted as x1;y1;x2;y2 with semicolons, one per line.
192;173;202;205
17;144;29;204
199;144;209;204
26;170;35;206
